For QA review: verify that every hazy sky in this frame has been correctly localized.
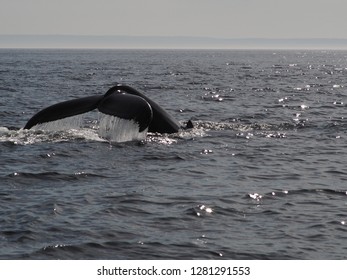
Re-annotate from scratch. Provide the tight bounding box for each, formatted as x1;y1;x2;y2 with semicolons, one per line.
1;0;346;39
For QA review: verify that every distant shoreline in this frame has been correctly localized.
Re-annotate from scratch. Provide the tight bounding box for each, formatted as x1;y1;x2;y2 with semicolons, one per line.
1;35;347;50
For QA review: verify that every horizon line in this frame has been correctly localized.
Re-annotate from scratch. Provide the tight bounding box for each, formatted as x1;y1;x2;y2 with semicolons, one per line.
2;34;347;39
1;35;347;50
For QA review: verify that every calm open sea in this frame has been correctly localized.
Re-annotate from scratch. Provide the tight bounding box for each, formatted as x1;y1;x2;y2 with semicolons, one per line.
1;49;347;259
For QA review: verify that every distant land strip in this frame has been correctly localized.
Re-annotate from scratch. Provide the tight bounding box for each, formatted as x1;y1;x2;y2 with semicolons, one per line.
1;35;347;49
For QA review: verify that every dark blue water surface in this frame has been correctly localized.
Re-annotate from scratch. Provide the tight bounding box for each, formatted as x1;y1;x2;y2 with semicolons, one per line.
1;49;347;259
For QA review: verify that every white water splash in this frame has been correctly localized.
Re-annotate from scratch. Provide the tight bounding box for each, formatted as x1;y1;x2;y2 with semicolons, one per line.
98;113;147;143
0;127;105;145
31;115;84;131
22;113;147;143
0;127;10;136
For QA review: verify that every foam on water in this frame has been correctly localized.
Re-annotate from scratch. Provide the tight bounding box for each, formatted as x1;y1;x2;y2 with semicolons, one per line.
0;127;105;145
0;114;105;145
0;126;9;135
13;113;148;143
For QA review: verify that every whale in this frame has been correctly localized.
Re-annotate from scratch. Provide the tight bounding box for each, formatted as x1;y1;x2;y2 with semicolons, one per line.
24;85;191;135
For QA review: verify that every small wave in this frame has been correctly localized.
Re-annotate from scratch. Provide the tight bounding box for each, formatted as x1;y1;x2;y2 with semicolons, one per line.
7;171;106;181
187;204;214;217
26;240;217;259
142;154;185;161
247;188;347;203
24;237;291;259
0;86;17;92
1;229;36;244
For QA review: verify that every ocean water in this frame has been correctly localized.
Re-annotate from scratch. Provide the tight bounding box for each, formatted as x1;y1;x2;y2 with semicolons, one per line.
0;49;347;259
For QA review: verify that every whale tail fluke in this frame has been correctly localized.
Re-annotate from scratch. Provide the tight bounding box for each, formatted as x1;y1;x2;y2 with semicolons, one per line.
24;95;103;130
24;85;183;139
